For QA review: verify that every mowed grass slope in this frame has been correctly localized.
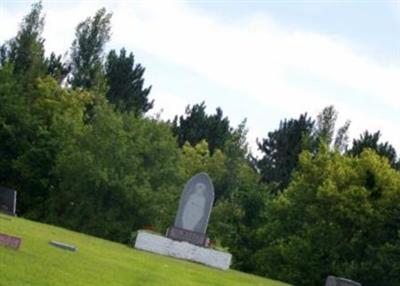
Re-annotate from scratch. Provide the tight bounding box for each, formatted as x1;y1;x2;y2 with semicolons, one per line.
0;214;289;286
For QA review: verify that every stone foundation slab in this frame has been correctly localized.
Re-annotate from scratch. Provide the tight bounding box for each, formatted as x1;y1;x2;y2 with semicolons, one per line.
134;230;232;270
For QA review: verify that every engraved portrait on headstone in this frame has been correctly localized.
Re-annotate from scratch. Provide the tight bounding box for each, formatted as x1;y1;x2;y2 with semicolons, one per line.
181;182;207;231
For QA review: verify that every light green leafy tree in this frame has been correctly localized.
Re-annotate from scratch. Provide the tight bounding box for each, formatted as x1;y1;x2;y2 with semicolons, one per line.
253;147;400;286
48;101;182;242
70;8;112;90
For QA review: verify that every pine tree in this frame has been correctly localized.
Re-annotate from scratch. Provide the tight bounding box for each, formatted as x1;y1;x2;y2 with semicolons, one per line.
257;113;315;191
105;48;153;114
349;130;399;169
172;102;232;154
45;52;71;84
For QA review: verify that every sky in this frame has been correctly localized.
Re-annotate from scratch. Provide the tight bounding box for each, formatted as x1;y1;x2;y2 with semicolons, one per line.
1;0;399;156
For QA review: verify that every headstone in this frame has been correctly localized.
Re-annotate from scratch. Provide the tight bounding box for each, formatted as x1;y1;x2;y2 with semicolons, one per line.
0;232;22;250
49;241;77;252
326;276;362;286
167;172;214;246
0;186;17;216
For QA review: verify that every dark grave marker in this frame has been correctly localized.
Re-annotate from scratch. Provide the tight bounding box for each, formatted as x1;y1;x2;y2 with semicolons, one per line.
0;186;17;216
0;232;22;250
167;172;214;246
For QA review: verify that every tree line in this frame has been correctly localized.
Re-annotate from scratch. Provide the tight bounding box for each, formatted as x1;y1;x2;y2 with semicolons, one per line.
1;3;399;286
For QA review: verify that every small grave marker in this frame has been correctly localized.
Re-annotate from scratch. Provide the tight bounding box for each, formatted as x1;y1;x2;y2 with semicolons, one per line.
49;241;77;252
0;232;22;250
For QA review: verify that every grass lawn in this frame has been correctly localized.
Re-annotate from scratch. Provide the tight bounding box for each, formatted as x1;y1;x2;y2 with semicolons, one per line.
0;213;289;286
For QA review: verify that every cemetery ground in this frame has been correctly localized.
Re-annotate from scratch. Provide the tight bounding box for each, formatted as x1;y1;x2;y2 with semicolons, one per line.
0;213;289;286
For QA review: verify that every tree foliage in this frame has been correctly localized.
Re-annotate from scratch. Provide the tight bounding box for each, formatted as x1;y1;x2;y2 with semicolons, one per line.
46;52;71;84
47;102;182;242
70;8;112;90
253;148;400;286
349;130;399;169
334;120;351;152
315;105;351;152
172;102;232;154
5;2;46;85
105;48;153;114
315;105;338;146
256;113;315;191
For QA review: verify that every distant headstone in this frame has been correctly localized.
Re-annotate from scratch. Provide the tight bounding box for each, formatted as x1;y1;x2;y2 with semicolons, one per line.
167;172;214;246
49;241;77;252
0;186;17;216
326;276;362;286
0;232;22;250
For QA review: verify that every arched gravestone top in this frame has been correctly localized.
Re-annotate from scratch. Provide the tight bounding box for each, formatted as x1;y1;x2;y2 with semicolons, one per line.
174;172;214;234
325;276;362;286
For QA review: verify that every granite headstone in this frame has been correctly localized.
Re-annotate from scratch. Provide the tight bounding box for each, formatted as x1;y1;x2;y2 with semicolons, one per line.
325;276;361;286
167;172;214;246
0;186;17;216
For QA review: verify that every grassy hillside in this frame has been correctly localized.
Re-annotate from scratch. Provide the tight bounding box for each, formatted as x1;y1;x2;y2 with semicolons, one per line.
0;213;289;286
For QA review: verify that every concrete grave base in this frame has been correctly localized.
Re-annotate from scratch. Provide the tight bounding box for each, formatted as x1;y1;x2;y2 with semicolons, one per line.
134;230;232;270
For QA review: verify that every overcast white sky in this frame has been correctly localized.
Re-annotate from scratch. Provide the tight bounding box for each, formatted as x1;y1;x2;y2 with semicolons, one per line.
1;0;399;155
